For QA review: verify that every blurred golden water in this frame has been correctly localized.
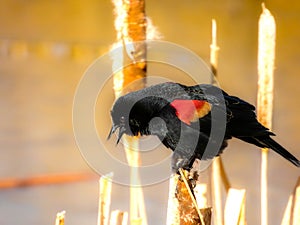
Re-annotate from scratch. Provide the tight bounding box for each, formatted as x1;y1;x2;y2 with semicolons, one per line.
0;1;300;225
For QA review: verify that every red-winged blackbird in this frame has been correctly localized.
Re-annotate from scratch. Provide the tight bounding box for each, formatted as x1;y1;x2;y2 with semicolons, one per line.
108;82;300;171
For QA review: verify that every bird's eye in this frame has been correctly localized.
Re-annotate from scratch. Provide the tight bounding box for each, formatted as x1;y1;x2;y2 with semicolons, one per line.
120;116;125;124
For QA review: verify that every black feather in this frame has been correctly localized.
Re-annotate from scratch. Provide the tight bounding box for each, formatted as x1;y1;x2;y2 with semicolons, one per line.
256;136;300;167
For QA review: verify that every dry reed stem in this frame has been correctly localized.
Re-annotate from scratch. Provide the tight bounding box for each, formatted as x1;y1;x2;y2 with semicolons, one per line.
211;157;224;225
257;4;276;225
281;177;300;225
98;173;113;225
210;19;219;82
210;19;229;225
260;148;268;225
219;157;231;192
291;180;300;225
166;174;180;225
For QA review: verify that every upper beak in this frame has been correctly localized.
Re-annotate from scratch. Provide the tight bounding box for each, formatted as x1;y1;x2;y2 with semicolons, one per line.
107;124;118;140
107;124;126;145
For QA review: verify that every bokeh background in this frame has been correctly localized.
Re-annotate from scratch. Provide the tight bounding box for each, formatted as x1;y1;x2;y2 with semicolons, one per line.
0;0;299;224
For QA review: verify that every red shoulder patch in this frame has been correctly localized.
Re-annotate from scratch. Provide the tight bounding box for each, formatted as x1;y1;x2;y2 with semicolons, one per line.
170;99;211;125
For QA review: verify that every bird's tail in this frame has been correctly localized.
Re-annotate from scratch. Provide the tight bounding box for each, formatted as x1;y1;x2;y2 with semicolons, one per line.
260;137;300;167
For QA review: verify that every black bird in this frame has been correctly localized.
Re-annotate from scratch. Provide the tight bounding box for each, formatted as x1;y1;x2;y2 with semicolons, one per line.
108;82;300;171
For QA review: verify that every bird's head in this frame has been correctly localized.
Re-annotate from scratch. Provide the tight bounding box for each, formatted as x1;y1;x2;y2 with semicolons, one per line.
108;91;171;144
107;96;132;144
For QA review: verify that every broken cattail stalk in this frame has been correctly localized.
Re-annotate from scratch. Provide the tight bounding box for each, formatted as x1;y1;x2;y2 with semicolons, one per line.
55;211;66;225
167;170;211;225
178;168;206;225
219;156;231;192
257;4;276;225
98;173;113;225
291;182;300;225
111;0;147;224
281;177;300;225
281;195;294;225
110;210;128;225
224;188;246;225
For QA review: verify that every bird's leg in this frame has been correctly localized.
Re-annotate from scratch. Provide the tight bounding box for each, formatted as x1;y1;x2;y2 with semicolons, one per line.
172;157;189;173
171;151;195;174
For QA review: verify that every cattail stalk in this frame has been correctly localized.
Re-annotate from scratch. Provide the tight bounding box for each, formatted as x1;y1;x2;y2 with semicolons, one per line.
111;0;147;224
257;3;276;225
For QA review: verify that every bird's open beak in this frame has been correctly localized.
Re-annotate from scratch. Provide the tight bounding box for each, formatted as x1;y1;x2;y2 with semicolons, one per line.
107;124;126;145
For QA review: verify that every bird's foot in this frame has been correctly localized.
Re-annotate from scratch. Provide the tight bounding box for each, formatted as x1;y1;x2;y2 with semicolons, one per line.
171;154;193;174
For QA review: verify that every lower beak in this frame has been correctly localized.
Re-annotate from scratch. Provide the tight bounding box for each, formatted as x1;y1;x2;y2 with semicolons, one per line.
107;125;126;145
116;126;126;144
